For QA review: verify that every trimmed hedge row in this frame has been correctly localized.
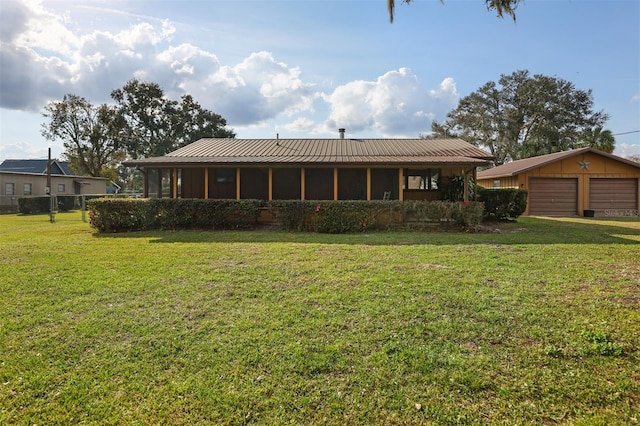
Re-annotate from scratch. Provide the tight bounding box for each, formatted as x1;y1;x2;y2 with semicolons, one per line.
88;198;486;233
18;196;80;214
88;198;261;232
477;188;528;220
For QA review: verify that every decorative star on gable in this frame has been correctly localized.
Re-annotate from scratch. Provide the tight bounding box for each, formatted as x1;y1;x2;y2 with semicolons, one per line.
578;160;590;171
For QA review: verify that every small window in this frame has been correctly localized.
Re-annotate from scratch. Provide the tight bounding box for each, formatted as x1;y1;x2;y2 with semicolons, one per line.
23;183;32;195
5;183;15;196
58;183;66;192
493;180;501;188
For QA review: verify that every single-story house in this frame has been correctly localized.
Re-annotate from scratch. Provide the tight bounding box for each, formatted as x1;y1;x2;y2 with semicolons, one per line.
122;132;493;202
477;148;640;217
0;159;109;212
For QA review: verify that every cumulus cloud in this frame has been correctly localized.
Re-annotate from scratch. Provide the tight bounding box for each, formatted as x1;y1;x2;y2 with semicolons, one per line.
0;1;457;138
187;52;319;125
0;1;319;127
283;117;316;133
322;68;459;137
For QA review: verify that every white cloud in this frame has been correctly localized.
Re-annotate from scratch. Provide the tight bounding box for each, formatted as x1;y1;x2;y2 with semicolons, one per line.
13;0;81;56
283;117;315;133
0;2;456;140
322;68;459;137
181;51;319;125
0;141;63;161
631;94;640;103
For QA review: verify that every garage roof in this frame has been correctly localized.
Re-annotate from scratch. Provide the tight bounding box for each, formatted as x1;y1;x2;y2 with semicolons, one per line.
477;148;640;179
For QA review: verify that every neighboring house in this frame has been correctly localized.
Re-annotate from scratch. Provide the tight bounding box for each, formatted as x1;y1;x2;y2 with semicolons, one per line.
122;133;493;202
477;148;640;217
0;159;109;212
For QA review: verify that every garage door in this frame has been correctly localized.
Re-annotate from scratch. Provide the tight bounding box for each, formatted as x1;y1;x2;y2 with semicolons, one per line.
529;178;578;216
589;178;638;210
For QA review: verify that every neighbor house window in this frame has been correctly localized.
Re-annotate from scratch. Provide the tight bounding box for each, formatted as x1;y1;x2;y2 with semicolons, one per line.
5;183;15;196
23;183;32;195
58;183;65;192
493;180;501;188
404;169;440;191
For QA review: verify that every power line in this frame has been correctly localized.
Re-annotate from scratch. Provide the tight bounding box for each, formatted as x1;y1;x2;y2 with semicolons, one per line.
612;130;640;136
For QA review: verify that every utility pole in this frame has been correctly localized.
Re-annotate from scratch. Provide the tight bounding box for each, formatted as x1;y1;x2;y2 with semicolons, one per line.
47;148;54;223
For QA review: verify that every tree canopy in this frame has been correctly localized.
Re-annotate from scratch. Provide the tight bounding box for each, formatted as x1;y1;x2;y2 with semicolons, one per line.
41;94;125;178
577;127;615;153
112;80;235;159
42;81;236;179
430;70;608;165
387;0;522;23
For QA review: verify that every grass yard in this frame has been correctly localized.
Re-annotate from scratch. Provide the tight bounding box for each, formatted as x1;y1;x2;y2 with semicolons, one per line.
0;212;639;425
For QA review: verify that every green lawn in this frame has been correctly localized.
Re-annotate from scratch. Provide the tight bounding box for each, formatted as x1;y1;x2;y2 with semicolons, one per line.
1;213;638;425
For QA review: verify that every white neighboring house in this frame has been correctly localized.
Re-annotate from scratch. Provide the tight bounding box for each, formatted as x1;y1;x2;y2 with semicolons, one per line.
0;159;108;212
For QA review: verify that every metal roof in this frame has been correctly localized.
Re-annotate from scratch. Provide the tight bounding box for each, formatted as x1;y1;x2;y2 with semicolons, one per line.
477;148;640;179
0;159;73;175
124;138;493;167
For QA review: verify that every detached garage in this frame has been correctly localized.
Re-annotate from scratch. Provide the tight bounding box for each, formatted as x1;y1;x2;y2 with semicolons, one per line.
477;148;640;217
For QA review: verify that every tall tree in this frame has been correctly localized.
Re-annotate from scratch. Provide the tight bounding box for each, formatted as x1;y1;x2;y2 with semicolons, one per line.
578;127;615;153
431;70;608;165
111;80;235;159
41;94;124;177
387;0;521;23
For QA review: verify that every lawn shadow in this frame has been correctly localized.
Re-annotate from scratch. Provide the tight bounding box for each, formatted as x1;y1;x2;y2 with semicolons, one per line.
92;217;640;246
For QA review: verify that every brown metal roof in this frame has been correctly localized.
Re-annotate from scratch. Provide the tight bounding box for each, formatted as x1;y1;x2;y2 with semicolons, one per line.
124;138;493;167
477;148;640;179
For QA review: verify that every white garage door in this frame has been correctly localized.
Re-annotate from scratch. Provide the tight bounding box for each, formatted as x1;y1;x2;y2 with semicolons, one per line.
529;178;578;216
589;178;638;210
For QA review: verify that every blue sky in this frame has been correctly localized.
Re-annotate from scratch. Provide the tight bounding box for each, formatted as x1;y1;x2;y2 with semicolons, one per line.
1;0;639;162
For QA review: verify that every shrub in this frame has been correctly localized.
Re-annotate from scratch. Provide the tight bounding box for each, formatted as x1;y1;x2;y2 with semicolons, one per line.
18;195;80;214
154;199;261;230
88;198;485;234
88;198;158;232
18;197;52;214
88;198;262;232
477;188;528;220
271;200;482;233
269;201;317;231
314;201;376;234
57;195;79;212
441;175;477;202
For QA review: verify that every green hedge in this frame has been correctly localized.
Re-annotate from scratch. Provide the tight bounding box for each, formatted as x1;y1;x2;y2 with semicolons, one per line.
18;197;51;214
88;198;262;232
477;188;528;220
89;199;485;233
18;195;80;214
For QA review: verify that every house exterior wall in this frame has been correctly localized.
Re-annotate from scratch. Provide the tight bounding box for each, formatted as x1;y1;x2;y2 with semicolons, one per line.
0;172;108;212
477;152;640;216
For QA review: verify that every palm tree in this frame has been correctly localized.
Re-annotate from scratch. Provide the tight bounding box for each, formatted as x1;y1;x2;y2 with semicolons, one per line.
579;127;616;153
387;0;521;23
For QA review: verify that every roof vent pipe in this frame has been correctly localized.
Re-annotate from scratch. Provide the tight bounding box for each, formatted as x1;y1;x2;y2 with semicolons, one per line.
338;128;345;139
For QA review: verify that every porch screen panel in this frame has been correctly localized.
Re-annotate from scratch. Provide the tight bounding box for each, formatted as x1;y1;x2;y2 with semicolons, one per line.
161;169;172;198
181;168;205;198
371;169;399;200
338;168;367;200
305;168;334;200
272;168;301;200
208;168;236;199
240;168;269;200
147;169;160;198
